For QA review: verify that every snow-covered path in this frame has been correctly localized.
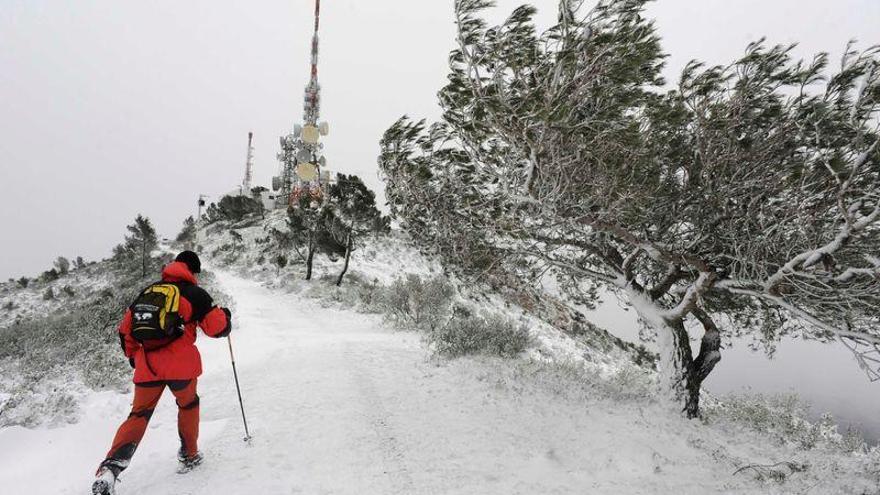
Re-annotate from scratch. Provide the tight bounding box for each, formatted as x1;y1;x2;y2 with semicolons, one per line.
0;270;791;494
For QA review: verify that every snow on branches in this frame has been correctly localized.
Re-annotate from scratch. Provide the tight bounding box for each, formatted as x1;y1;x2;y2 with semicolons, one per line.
379;0;880;417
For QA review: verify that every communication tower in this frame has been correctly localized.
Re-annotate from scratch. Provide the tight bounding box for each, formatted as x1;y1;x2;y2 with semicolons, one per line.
273;0;331;209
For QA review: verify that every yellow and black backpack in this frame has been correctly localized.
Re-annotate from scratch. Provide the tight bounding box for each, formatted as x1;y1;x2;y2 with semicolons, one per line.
130;283;185;345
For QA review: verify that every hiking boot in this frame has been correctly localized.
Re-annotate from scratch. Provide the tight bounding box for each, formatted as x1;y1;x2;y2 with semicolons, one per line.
92;466;117;495
177;449;204;474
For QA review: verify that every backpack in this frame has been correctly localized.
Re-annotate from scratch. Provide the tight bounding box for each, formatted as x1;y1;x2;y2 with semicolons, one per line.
130;283;185;345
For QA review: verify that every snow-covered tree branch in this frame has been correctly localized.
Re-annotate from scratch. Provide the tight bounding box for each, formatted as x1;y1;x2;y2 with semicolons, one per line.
379;0;880;417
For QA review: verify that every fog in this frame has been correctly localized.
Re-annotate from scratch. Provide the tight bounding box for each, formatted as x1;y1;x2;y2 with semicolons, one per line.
2;0;876;280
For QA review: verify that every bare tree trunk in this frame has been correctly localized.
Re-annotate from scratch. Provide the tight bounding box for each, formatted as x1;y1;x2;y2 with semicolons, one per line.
305;231;315;281
142;238;147;278
336;231;353;287
659;317;693;411
684;309;722;418
660;315;722;418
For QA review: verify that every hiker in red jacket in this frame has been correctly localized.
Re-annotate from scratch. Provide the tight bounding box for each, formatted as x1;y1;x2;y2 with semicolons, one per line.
93;251;232;495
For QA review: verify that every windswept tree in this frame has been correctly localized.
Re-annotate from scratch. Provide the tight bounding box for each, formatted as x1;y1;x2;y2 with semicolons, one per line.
380;0;880;416
229;230;243;257
113;214;159;278
287;197;346;281
326;174;389;286
176;216;197;248
205;195;264;224
54;257;70;276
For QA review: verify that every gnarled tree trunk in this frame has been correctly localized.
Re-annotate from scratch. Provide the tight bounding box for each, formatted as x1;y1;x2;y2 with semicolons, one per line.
336;231;353;287
630;280;722;418
305;231;315;281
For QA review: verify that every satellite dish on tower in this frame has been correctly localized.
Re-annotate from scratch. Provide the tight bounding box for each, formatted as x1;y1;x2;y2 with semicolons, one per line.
318;122;330;136
297;149;312;163
302;125;320;144
296;163;319;181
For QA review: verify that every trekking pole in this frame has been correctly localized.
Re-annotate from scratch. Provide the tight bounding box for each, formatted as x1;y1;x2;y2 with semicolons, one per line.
227;335;252;442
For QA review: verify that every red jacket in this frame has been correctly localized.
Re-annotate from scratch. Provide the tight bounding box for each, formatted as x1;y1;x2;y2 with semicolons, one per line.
118;262;230;383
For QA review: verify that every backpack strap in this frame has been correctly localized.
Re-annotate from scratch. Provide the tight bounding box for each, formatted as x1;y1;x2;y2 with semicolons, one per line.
178;284;214;323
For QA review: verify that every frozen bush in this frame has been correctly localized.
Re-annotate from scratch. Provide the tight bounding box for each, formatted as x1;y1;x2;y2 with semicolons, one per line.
54;256;70;275
0;279;136;426
355;278;383;313
704;393;867;452
375;274;455;331
0;375;80;428
430;312;531;358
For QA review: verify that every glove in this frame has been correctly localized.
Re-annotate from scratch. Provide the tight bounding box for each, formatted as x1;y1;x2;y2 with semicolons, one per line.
217;307;233;337
129;357;136;369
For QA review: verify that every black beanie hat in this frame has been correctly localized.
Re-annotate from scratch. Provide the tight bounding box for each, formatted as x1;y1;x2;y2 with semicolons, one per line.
175;250;202;274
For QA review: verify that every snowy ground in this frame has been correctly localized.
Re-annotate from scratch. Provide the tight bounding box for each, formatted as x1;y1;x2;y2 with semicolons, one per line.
0;268;875;494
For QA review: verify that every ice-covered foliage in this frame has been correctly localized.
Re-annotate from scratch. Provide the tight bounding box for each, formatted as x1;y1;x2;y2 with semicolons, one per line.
379;0;880;417
176;215;197;248
112;214;160;277
0;216;169;427
0;270;132;427
374;274;456;331
205;194;264;224
430;308;531;358
705;393;868;453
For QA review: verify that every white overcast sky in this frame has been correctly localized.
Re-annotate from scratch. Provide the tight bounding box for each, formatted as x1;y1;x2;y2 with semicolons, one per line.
1;0;877;280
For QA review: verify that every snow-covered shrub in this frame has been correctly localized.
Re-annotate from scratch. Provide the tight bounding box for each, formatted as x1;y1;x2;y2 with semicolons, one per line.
704;393;867;452
54;256;70;275
354;278;383;313
204;195;264;224
430;311;530;358
42;287;54;300
375;274;454;331
0;372;80;428
488;358;655;405
40;268;59;283
0;283;134;426
176;216;197;247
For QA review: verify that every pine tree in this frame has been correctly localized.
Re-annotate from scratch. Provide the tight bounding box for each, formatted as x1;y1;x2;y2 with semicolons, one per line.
380;0;880;417
176;216;197;248
114;215;159;278
54;257;70;276
326;174;388;285
206;195;264;224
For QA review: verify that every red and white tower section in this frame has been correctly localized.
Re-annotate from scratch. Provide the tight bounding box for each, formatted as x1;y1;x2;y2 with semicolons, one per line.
273;0;331;209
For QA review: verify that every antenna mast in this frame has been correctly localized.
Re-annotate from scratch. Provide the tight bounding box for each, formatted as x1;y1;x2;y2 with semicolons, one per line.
242;131;255;195
304;0;321;125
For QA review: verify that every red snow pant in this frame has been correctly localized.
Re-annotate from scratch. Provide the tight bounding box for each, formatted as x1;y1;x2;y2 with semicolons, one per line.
99;379;199;473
